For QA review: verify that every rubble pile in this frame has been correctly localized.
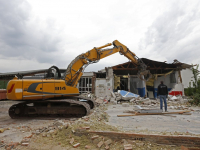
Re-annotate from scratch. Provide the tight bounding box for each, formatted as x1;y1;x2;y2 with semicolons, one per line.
80;92;95;99
97;90;193;111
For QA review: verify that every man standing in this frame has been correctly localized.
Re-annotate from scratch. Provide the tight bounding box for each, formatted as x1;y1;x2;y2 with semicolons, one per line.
157;81;168;112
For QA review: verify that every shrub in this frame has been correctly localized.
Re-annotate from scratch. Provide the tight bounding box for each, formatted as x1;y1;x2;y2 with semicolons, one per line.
188;64;200;106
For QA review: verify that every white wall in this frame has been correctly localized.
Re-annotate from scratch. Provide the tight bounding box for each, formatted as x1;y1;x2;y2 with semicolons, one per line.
95;67;113;98
181;68;194;88
154;71;178;89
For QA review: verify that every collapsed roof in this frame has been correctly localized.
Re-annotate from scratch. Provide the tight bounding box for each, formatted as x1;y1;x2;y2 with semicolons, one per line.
112;58;193;76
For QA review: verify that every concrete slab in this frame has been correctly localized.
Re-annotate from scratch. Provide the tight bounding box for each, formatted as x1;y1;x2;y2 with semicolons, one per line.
106;104;200;135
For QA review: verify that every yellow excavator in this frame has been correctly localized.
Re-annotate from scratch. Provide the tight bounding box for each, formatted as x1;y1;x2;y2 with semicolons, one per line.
6;40;150;118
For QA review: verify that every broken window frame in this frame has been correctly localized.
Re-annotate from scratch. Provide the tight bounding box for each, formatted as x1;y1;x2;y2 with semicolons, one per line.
78;77;92;93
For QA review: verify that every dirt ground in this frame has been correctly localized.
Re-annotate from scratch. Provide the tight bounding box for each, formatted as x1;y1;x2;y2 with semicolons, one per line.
0;100;199;150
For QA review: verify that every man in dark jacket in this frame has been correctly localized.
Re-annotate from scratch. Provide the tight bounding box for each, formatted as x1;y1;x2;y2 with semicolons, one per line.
157;81;168;112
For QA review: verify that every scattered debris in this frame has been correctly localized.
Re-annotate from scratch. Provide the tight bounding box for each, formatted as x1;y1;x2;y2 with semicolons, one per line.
0;92;199;149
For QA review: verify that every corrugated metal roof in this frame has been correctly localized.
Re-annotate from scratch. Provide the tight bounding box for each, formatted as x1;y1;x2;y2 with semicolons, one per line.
0;69;48;77
0;68;66;78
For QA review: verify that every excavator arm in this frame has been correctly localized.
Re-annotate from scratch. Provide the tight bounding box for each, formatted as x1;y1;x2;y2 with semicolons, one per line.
64;40;150;87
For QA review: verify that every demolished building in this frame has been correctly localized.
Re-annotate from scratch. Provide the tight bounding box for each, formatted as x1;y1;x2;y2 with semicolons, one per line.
92;58;193;98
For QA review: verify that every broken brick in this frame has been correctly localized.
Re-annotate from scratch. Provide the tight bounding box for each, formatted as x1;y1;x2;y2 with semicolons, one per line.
91;135;99;140
85;145;91;149
73;143;80;148
25;134;32;138
64;124;68;129
97;141;104;148
21;143;29;146
21;138;30;143
83;126;90;130
105;145;109;150
104;139;112;146
70;138;74;144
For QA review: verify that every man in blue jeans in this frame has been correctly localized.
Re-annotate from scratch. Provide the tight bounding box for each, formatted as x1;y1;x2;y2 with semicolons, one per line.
157;81;168;112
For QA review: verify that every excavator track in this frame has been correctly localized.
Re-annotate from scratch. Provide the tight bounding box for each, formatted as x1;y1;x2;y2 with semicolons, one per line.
8;99;90;119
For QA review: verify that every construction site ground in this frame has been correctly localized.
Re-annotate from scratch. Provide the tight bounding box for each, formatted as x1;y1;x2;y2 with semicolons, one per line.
0;100;200;150
106;103;200;134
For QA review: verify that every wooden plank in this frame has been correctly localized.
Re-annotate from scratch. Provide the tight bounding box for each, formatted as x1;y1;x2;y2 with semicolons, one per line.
135;110;191;115
117;110;191;117
117;114;136;117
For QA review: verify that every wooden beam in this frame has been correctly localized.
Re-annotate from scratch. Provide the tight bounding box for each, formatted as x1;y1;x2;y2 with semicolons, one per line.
117;110;191;117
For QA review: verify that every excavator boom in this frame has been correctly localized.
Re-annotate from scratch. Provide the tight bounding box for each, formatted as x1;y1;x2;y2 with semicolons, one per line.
64;40;149;87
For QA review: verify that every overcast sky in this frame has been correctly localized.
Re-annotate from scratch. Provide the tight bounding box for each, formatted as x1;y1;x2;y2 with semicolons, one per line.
0;0;200;73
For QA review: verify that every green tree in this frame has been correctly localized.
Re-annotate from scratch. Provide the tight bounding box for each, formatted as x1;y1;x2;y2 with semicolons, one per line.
189;64;200;106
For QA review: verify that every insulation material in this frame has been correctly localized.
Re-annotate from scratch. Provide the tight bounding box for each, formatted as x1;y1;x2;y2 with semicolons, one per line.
147;71;174;87
146;78;154;86
114;75;120;89
156;70;174;77
118;90;139;98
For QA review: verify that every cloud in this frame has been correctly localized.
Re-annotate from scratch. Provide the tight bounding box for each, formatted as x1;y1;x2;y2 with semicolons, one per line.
0;0;200;73
139;0;200;64
0;0;67;71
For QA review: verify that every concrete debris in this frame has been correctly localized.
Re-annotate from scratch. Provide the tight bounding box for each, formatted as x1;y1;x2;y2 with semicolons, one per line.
137;108;163;114
111;91;116;98
95;90;191;113
134;105;143;110
171;96;178;100
110;100;117;105
80;92;95;99
95;98;104;104
122;103;129;107
136;142;144;147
